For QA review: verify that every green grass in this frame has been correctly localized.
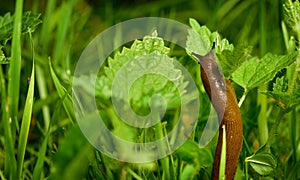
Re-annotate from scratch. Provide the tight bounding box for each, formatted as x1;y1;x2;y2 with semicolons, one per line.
4;0;23;178
16;32;35;180
0;0;299;179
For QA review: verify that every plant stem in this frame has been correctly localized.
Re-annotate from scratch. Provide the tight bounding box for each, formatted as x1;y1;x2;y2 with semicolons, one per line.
245;159;249;180
238;89;248;107
285;11;300;161
243;136;251;155
266;109;285;148
126;167;143;180
288;109;297;161
155;116;170;180
282;1;300;162
257;0;269;146
219;125;226;180
257;86;268;146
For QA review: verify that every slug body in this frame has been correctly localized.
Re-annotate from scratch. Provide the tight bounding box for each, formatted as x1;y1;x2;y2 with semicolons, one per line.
193;50;243;180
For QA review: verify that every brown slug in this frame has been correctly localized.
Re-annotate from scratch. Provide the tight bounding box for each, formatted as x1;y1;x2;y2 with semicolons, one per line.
193;50;243;180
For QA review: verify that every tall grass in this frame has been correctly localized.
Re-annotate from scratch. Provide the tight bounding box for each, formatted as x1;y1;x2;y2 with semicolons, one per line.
17;52;34;180
4;0;23;178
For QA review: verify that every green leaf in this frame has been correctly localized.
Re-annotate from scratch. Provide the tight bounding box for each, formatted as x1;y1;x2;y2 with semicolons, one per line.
50;125;92;179
186;18;236;57
215;45;252;78
189;18;201;31
176;140;213;180
20;11;42;34
186;18;218;57
97;32;188;113
186;25;212;57
0;48;9;64
175;139;213;167
283;0;300;33
186;18;251;79
214;37;234;53
232;52;298;90
0;13;14;46
126;54;185;111
180;164;198;180
246;151;277;176
0;11;42;46
263;76;300;111
104;33;169;84
273;76;289;93
49;60;76;123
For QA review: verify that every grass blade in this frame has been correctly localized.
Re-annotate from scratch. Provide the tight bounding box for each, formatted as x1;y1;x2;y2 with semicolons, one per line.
219;125;226;180
40;0;57;54
8;0;23;128
49;60;75;123
0;65;16;179
5;0;24;177
36;65;51;130
32;131;50;180
53;0;75;64
16;62;35;180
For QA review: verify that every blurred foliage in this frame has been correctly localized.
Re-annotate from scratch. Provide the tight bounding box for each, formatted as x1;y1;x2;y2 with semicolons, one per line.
0;0;299;179
0;0;285;58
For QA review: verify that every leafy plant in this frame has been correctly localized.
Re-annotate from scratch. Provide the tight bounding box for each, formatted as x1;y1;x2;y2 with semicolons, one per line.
97;31;187;111
185;12;299;179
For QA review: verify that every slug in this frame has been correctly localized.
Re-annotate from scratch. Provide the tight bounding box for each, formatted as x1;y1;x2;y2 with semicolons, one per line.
193;50;243;180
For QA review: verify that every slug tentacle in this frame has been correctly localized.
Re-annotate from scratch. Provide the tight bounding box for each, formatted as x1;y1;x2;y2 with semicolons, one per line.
194;50;243;180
